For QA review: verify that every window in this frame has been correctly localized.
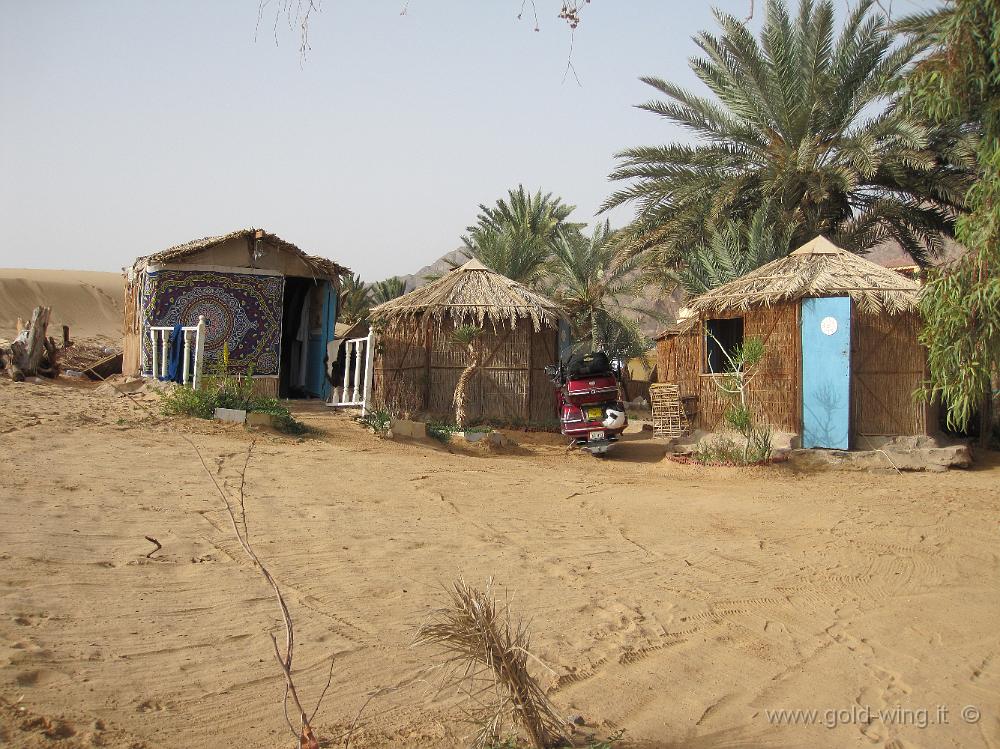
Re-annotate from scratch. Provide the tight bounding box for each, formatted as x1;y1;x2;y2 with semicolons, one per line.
704;317;744;374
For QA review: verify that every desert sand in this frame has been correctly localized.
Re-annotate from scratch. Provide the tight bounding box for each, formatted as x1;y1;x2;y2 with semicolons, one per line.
0;269;123;345
1;373;999;749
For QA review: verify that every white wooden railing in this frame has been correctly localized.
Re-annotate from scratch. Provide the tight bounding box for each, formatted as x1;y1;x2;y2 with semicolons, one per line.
329;331;375;415
149;315;207;388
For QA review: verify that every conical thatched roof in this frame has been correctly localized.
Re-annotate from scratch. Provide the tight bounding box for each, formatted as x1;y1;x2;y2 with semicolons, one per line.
688;236;922;316
369;259;564;332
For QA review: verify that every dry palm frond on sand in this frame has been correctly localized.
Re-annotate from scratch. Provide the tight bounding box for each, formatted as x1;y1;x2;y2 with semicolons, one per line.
415;579;569;749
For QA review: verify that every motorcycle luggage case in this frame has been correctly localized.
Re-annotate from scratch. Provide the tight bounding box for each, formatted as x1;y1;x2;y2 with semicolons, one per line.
566;351;611;378
565;374;619;403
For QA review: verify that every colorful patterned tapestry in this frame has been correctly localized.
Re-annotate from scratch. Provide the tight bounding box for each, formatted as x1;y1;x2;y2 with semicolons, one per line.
141;269;285;376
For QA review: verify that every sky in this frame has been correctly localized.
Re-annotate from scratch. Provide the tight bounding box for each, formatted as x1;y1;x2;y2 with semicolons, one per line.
0;0;935;281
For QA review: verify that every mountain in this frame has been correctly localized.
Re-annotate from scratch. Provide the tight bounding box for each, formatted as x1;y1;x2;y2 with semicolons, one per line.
397;247;469;291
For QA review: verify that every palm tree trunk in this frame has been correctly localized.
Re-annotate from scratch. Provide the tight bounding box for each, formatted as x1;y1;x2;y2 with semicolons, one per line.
454;344;481;429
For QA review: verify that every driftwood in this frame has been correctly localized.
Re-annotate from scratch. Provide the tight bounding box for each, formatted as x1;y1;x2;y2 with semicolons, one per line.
3;306;59;380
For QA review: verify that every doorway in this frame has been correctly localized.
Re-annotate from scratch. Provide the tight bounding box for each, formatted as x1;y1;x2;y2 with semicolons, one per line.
280;277;336;399
801;297;851;449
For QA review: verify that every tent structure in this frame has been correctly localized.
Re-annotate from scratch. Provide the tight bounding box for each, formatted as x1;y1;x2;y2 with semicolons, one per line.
368;259;565;423
123;228;348;399
655;236;932;448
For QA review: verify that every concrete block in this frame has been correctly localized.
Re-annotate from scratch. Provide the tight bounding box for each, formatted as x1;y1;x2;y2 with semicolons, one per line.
246;412;277;428
390;419;427;439
462;430;489;443
214;407;247;424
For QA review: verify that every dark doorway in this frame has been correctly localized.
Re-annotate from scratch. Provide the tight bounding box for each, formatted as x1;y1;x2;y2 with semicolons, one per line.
280;277;312;398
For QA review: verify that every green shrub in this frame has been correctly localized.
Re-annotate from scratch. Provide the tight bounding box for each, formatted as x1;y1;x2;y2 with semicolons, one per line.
158;347;307;434
359;409;391;433
426;421;492;443
159;383;217;419
692;430;772;465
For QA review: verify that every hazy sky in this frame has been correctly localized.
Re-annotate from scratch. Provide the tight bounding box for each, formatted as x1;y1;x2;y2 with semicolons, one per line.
0;0;933;280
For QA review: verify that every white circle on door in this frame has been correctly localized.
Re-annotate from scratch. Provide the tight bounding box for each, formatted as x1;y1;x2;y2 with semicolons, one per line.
820;316;838;336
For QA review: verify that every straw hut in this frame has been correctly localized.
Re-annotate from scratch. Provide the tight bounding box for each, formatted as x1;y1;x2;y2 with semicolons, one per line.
368;259;565;422
123;228;348;399
656;236;932;449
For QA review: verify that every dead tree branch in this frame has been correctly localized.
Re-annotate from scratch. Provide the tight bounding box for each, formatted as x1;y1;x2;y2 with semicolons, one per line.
83;368;335;747
144;536;162;558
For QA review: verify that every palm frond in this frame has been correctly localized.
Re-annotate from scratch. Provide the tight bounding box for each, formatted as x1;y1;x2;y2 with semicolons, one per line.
415;579;569;749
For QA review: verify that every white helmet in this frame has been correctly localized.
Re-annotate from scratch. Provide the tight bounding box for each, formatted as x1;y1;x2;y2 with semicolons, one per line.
602;408;626;430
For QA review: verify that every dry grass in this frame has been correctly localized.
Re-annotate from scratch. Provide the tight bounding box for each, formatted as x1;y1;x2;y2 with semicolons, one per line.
415;579;570;749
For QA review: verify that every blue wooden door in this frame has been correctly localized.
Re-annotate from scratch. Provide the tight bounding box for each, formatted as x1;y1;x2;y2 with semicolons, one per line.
801;297;851;449
306;281;336;400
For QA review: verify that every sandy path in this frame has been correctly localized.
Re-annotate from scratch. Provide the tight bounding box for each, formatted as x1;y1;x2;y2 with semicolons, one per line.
1;378;998;748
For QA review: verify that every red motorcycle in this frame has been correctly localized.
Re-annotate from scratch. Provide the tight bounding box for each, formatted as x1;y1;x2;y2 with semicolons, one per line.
547;352;628;456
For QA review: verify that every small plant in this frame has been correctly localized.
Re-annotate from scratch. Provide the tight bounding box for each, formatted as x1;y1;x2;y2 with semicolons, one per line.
251;397;310;435
707;334;773;464
427;421;458;443
427;421;492;443
359;408;391;433
159;347;307;434
159;382;218;419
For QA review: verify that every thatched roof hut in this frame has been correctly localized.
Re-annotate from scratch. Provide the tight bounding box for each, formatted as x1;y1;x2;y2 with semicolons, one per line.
657;236;933;448
130;228;346;281
687;236;921;318
123;228;347;399
370;259;563;333
369;260;566;423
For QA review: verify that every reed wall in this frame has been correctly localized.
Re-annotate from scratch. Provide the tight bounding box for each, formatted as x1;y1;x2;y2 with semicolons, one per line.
658;302;932;440
851;310;931;439
373;318;559;423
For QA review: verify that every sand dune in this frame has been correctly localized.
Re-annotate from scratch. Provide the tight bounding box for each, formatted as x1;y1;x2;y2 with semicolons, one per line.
0;269;123;342
1;379;998;748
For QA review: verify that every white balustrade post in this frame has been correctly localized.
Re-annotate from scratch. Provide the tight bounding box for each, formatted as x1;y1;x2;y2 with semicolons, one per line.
352;338;364;402
192;316;207;390
182;330;192;385
361;331;375;417
341;341;352;402
150;328;158;378
160;332;169;379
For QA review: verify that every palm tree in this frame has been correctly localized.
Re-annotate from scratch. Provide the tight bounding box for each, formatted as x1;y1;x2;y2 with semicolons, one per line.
548;221;651;363
450;325;483;428
603;0;972;266
337;273;371;325
670;204;800;295
461;186;581;285
370;276;408;306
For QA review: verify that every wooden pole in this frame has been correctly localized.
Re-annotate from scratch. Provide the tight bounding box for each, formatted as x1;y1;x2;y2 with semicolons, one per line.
424;324;432;410
24;306;51;373
525;323;533;421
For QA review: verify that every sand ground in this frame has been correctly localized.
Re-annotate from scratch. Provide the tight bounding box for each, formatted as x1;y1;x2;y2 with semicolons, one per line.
1;377;998;749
